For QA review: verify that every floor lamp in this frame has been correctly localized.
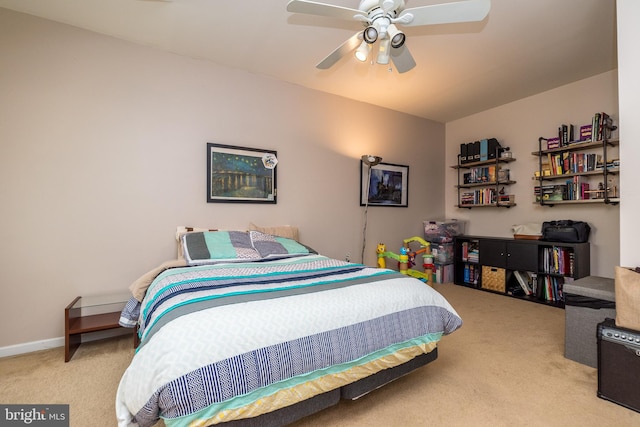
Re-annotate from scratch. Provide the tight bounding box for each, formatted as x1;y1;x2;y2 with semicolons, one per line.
361;154;382;264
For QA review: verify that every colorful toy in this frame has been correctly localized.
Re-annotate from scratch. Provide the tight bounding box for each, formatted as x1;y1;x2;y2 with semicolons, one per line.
377;237;434;286
376;243;387;269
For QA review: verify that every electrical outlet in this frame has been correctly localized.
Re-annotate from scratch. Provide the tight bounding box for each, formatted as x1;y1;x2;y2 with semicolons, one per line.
345;252;351;262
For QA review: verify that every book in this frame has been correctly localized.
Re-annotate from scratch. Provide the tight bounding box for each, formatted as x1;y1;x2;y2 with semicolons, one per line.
472;140;480;161
488;165;496;182
514;271;532;295
579;124;592;141
549;185;566;201
569;124;575;142
560;124;570;145
592;113;601;141
487;138;501;159
480;139;488;161
546;137;560;150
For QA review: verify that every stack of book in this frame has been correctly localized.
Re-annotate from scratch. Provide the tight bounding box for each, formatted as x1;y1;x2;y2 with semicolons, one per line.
534;184;567;202
462;165;496;184
541;246;575;276
591;112;614;142
463;264;479;285
538;276;565;302
459;138;501;164
565;176;590;201
543;112;615;148
460;241;479;263
460;188;497;205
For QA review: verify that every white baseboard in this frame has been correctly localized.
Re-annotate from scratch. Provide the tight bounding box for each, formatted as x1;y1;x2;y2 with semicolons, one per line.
0;337;64;358
0;329;134;359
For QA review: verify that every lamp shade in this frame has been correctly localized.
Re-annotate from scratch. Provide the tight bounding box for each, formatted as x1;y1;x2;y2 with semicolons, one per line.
387;24;405;48
355;41;371;62
376;38;390;65
361;155;382;166
363;26;378;44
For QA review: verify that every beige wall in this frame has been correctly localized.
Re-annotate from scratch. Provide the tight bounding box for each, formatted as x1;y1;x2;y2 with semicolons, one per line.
445;71;620;278
0;9;446;350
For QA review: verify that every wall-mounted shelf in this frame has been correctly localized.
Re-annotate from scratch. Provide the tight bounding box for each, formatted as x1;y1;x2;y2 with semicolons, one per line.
452;144;516;208
532;115;619;206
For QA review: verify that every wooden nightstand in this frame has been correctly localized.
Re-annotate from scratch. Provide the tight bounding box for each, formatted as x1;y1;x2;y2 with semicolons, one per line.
64;293;134;362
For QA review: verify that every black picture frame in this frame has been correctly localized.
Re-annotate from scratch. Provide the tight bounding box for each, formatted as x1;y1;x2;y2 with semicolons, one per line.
207;143;277;203
360;161;409;207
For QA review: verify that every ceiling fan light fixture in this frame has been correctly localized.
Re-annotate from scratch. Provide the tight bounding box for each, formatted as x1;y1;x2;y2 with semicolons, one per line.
387;24;405;48
363;26;378;44
376;38;390;65
287;0;492;74
355;41;371;62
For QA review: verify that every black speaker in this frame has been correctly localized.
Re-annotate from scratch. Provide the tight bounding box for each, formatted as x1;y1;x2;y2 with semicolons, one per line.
597;318;640;413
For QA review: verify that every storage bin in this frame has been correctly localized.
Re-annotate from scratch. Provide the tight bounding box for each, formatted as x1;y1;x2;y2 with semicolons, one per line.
481;266;506;292
423;219;465;243
431;243;454;264
564;276;616;368
434;263;454;284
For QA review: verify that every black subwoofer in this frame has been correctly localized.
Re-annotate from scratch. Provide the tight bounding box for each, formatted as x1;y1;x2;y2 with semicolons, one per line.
597;318;640;413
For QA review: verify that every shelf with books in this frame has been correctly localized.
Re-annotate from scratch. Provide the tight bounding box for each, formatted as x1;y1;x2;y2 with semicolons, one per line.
453;237;480;287
453;140;516;208
532;243;590;305
532;112;619;206
453;236;590;308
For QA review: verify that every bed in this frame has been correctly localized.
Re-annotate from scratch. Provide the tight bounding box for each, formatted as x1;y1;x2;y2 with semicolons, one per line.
115;230;462;427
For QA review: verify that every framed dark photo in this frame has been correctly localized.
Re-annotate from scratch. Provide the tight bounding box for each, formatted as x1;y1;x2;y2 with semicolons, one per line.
207;143;277;203
360;161;409;207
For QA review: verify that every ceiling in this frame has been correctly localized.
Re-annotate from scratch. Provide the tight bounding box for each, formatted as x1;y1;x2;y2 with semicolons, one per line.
0;0;617;123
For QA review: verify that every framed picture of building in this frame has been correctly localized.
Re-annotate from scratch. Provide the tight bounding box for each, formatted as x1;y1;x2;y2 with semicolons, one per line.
360;161;409;207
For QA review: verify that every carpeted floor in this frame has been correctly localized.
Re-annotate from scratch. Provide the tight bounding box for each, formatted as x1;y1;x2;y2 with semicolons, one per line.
1;283;639;427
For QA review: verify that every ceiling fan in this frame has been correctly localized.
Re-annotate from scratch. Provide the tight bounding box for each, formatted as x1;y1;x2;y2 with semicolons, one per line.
286;0;491;73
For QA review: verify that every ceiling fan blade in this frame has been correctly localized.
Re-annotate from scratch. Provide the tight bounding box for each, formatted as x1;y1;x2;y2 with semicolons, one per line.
398;0;490;27
390;45;416;73
316;32;362;69
287;0;362;21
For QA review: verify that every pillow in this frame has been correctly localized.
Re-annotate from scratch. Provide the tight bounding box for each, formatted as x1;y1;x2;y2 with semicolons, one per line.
176;226;219;259
248;222;299;241
249;230;311;259
129;258;187;302
182;231;261;265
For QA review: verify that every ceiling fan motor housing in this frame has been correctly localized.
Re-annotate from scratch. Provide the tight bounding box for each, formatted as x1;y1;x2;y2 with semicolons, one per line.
358;0;405;14
359;0;403;44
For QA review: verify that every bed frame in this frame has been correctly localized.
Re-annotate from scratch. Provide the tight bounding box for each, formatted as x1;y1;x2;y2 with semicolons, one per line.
224;349;438;426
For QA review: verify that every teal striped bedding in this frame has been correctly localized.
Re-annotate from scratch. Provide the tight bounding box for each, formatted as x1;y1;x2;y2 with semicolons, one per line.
116;254;462;427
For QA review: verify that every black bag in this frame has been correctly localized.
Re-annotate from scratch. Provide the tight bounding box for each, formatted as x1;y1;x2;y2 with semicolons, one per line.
541;220;590;243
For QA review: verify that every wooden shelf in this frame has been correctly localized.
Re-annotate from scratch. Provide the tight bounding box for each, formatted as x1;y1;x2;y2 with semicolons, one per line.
535;168;619;181
533;126;619;205
64;295;135;362
453;141;516;208
536;198;620;206
456;180;516;189
451;157;516;169
531;139;619;156
457;203;516;208
68;312;121;334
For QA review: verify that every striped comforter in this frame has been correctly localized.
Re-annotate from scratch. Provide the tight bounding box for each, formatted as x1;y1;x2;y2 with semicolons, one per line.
115;254;462;427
